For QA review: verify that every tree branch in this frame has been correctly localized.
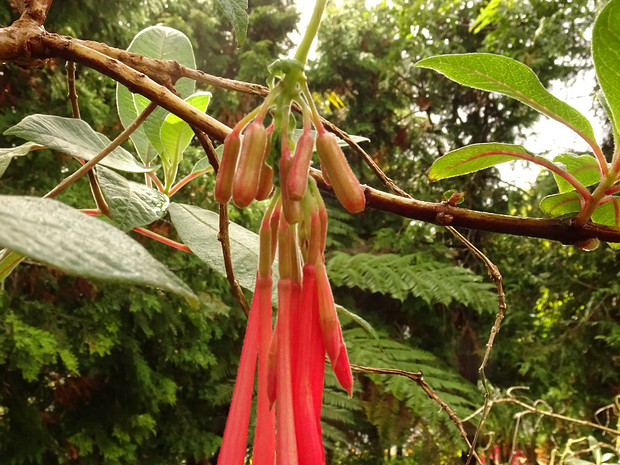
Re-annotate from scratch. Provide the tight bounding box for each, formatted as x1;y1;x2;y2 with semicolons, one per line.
351;363;483;464
309;169;620;244
3;19;620;245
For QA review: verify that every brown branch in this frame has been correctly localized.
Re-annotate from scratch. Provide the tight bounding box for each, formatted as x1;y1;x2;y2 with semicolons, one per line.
0;23;231;142
309;169;620;244
65;60;110;217
446;227;506;465
4;20;620;245
191;127;250;316
351;363;483;464
493;396;620;437
218;203;251;317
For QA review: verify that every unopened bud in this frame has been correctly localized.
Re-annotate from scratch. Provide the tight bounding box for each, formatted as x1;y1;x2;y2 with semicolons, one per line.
255;163;274;201
316;132;365;214
214;131;241;203
286;131;314;201
232;121;268;208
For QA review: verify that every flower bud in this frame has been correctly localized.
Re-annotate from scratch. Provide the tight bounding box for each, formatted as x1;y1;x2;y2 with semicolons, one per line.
316;131;365;214
214;131;241;204
280;144;302;224
255;163;274;201
286;131;315;201
232;121;268;208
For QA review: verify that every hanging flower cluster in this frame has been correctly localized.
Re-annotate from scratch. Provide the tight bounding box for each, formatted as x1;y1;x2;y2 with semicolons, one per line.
214;58;365;465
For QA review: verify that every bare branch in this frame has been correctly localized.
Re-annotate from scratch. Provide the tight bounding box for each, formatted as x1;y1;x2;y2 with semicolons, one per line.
309;169;620;244
446;227;506;465
351;363;483;464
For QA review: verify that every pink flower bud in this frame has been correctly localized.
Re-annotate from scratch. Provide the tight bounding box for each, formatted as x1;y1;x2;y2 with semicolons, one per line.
232;121;268;208
255;163;274;201
315;131;365;214
286;131;315;201
280;143;302;224
214;131;241;204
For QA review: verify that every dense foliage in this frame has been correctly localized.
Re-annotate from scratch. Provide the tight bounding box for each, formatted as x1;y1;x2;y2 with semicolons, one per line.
1;0;619;464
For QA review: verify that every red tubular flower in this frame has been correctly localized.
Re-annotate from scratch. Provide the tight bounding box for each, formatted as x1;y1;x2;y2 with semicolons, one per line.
232;120;268;208
292;264;326;465
287;129;315;201
251;277;276;465
316;260;353;395
276;278;299;465
216;277;261;465
315;129;366;214
214;130;241;204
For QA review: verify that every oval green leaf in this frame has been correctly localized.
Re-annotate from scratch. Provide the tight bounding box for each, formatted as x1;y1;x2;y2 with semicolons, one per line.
430;143;549;181
160;92;212;169
591;197;620;229
0;196;196;303
96;166;170;231
592;0;620;141
169;202;278;295
415;54;599;150
0;142;41;178
552;153;601;193
214;0;249;45
116;26;197;164
540;192;582;217
4;115;151;173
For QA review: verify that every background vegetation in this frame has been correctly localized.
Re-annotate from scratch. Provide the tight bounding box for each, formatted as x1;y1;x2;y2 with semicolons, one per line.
1;0;618;464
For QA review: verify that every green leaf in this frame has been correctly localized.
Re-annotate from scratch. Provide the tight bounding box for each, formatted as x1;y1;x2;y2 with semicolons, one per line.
429;143;547;181
168;203;277;294
214;0;249;45
591;197;620;228
0;196;196;303
0;142;40;178
4;115;151;173
0;249;25;281
593;0;620;141
160;92;211;169
415;54;598;148
540;192;582;217
191;156;213;175
96;166;170;231
552;153;601;193
116;26;196;164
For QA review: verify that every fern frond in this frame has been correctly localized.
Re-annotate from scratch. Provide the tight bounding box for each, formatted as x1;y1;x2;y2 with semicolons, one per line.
327;252;497;312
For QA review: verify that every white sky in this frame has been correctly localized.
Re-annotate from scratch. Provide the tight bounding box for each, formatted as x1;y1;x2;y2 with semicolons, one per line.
292;1;605;189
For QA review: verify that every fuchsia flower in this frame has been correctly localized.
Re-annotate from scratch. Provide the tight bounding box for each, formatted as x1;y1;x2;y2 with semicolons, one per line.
214;57;364;465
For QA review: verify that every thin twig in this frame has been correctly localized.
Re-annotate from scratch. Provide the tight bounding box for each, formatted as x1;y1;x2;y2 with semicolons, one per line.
65;60;110;216
494;397;620;437
320;118;411;198
218;203;251;317
192;127;220;173
446;226;506;465
351;363;483;464
44;102;157;199
65;60;81;118
191;127;250;315
133;226;192;253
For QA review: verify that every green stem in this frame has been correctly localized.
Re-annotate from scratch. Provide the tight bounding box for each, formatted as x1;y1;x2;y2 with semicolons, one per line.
573;170;617;227
294;0;328;65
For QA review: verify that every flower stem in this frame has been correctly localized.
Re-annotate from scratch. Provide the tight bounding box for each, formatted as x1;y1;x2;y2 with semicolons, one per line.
293;0;328;65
